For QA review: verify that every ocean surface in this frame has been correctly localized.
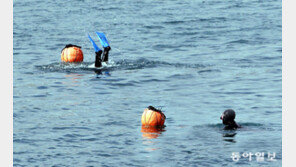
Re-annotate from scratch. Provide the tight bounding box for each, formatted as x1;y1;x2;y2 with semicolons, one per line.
13;0;282;166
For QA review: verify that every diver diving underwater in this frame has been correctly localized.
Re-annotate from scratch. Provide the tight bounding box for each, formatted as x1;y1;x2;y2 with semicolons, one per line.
61;32;111;68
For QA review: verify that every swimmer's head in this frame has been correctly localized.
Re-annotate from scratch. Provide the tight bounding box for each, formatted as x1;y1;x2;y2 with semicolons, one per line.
220;109;236;125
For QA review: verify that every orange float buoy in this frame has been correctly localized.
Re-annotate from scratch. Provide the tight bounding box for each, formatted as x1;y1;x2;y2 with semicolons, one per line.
141;106;166;127
61;45;83;63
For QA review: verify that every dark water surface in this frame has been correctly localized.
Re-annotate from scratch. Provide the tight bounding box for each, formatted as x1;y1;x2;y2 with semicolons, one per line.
14;0;282;166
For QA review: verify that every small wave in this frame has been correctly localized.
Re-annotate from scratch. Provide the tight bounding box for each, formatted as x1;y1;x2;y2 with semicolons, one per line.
227;39;249;44
163;20;185;25
198;69;221;74
201;123;265;129
168;73;194;79
143;25;164;29
239;123;264;127
37;86;48;89
52;126;92;130
108;82;136;87
139;78;169;83
31;94;47;98
92;6;121;11
162;17;227;26
173;31;199;36
198;17;227;22
152;44;175;51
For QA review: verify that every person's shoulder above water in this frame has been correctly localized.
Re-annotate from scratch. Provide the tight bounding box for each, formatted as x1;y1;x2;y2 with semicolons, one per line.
220;109;241;130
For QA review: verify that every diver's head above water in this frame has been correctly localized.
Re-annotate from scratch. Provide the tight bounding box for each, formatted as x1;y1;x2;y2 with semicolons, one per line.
220;109;241;130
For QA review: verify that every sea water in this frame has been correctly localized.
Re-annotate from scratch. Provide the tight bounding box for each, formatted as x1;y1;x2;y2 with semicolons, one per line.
14;0;282;166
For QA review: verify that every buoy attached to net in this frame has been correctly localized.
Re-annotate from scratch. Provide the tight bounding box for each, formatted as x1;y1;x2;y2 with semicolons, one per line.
141;106;166;127
61;44;83;63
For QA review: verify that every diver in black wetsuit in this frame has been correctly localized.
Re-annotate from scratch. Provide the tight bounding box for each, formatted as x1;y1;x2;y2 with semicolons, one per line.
88;32;111;68
94;46;111;68
220;109;241;130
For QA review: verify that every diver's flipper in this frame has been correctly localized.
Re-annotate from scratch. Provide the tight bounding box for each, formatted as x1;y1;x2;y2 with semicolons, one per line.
88;34;101;52
96;32;110;48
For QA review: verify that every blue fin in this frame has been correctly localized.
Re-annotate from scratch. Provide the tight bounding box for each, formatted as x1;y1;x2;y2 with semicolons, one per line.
96;32;110;48
88;34;101;52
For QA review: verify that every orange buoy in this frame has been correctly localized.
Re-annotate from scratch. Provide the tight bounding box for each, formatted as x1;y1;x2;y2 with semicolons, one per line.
141;106;166;127
61;46;83;63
